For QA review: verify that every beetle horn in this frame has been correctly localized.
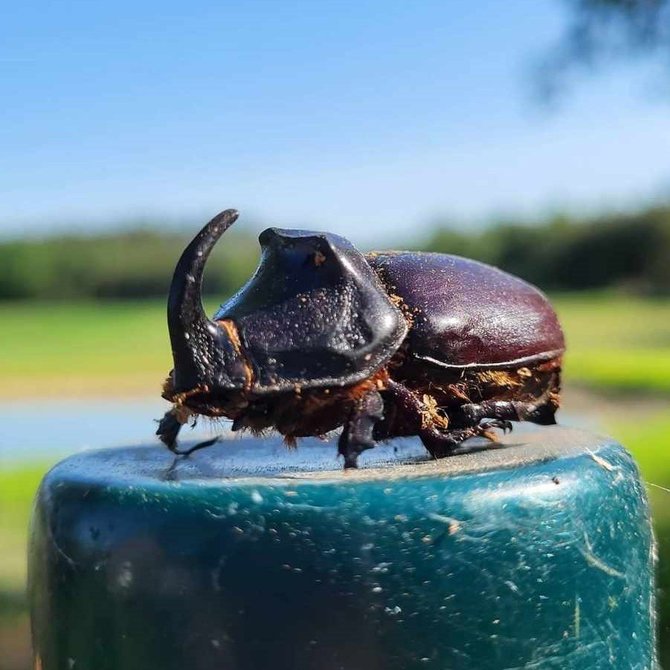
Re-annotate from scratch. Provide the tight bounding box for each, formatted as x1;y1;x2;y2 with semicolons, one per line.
167;208;239;392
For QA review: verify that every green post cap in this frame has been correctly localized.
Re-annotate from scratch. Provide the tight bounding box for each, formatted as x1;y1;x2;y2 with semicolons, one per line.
29;426;656;669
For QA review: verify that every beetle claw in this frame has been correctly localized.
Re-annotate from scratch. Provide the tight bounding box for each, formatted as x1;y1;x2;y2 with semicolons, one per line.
173;436;220;457
479;419;514;435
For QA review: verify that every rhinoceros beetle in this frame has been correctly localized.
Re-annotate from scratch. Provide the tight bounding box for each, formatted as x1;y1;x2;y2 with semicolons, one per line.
157;209;565;468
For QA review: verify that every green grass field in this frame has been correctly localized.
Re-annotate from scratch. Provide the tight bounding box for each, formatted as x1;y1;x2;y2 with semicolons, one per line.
1;294;669;398
554;294;670;394
0;300;170;398
1;294;669;667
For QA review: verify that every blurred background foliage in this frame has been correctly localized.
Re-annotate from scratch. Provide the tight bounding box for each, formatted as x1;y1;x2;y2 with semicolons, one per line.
0;228;258;300
538;0;670;99
423;205;670;294
1;203;669;301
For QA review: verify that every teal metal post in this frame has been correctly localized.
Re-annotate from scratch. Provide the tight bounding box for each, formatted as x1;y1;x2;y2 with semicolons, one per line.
29;426;656;669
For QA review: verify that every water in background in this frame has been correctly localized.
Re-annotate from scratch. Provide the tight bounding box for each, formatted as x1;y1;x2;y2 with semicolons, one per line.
1;397;597;466
0;398;227;465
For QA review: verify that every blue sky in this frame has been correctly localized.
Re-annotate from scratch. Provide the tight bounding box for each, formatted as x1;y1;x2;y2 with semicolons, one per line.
2;0;670;244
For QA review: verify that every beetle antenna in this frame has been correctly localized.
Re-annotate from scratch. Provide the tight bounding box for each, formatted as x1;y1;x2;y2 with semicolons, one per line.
167;208;239;391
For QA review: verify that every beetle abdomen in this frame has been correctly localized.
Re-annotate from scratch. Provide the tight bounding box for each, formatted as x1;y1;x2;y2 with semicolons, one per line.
367;252;565;369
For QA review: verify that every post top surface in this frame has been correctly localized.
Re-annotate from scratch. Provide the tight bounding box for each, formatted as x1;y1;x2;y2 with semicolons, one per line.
44;425;619;487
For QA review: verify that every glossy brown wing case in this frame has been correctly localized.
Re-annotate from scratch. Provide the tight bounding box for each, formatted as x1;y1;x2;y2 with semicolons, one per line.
367;251;565;369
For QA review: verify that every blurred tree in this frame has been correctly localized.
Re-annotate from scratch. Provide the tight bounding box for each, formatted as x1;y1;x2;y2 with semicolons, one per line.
539;0;670;99
0;229;259;301
420;206;670;294
1;208;669;299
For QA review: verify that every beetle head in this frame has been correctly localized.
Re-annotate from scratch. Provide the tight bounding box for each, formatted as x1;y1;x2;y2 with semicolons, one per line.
164;209;251;405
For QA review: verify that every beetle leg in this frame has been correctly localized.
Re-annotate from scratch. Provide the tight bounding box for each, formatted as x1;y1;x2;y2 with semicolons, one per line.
156;409;182;450
338;389;385;469
421;421;517;458
383;379;424;429
384;380;505;458
156;408;220;456
455;399;557;428
419;426;481;458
